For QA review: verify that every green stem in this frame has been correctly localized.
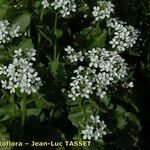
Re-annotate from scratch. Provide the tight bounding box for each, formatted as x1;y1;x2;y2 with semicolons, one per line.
54;13;58;60
21;93;27;129
40;8;44;21
10;93;16;117
38;8;45;49
78;99;87;125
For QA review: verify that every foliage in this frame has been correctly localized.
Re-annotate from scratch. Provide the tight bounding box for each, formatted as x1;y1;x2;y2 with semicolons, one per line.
0;0;149;149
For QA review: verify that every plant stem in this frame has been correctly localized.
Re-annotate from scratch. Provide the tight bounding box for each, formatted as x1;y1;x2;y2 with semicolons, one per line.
38;8;45;49
22;93;27;129
40;8;44;21
78;99;87;125
54;13;58;60
10;93;16;117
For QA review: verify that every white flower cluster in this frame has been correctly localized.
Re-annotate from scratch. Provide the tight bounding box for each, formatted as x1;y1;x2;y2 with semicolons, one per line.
0;48;42;95
64;46;84;62
67;47;128;101
41;0;49;8
92;1;114;21
68;66;95;101
107;18;139;52
51;0;76;17
82;115;106;140
86;48;128;98
13;4;23;9
0;20;20;44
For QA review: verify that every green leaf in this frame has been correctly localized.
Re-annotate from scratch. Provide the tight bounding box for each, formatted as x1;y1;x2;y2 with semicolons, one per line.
114;105;126;129
49;59;59;78
66;99;78;107
68;105;93;127
80;27;92;36
90;29;107;48
0;1;9;19
89;27;102;39
26;108;41;117
13;12;31;32
34;95;55;109
0;105;21;121
57;62;67;83
18;38;34;49
125;112;141;129
89;99;100;110
54;28;63;39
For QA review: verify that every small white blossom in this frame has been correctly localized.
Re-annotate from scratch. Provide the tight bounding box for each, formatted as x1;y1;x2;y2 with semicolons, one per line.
64;46;84;63
82;125;94;140
90;115;101;123
128;82;134;88
68;66;95;101
64;45;74;54
41;0;49;8
93;128;107;140
0;65;7;75
0;20;21;44
9;25;20;38
82;115;107;141
107;18;140;52
51;0;76;17
92;1;114;21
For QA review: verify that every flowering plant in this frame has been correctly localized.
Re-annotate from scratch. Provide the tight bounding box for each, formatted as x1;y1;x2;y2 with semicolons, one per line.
0;0;146;149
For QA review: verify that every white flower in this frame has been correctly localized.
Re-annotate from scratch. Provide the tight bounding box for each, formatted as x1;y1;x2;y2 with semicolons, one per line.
76;51;85;62
67;67;96;101
0;48;42;95
68;66;94;100
0;65;7;75
107;18;139;52
9;25;20;38
41;0;49;8
64;46;85;63
82;115;107;141
0;20;21;44
90;115;100;123
82;125;94;140
1;80;7;88
51;0;76;17
100;120;107;130
128;82;134;88
26;48;36;61
14;48;22;57
92;1;114;21
93;128;106;140
84;47;128;99
64;45;74;54
66;47;128;101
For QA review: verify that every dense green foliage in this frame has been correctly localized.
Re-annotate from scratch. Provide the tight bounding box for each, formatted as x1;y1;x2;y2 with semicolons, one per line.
0;0;149;150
